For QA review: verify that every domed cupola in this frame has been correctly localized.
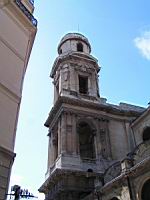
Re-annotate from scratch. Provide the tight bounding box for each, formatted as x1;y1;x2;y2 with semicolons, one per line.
57;33;91;55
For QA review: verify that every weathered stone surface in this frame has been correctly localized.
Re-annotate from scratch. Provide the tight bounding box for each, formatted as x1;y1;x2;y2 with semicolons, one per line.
40;33;150;200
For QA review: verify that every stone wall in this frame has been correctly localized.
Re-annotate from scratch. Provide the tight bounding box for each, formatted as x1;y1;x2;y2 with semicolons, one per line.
132;110;150;146
0;146;15;200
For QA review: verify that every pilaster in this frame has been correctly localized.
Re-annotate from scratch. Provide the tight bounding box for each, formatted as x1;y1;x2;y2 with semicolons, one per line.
61;113;67;154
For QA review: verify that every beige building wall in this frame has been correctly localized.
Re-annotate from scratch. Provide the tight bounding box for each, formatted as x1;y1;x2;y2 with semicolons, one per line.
0;1;37;199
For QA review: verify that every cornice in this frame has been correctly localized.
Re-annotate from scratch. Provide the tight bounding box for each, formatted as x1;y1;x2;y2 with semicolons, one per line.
0;145;16;160
44;96;144;128
14;0;37;27
1;0;37;31
39;168;101;193
131;106;150;127
50;52;100;78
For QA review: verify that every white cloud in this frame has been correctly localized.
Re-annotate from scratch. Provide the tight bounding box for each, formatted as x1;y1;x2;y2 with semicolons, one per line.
134;31;150;60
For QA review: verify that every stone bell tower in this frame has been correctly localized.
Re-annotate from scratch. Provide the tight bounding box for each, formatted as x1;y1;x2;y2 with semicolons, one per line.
52;33;100;103
39;33;112;200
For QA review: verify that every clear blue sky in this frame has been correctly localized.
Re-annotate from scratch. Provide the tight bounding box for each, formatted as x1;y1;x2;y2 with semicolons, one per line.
10;0;150;198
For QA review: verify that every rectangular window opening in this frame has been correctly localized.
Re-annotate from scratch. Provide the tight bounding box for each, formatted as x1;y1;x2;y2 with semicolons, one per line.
79;76;88;94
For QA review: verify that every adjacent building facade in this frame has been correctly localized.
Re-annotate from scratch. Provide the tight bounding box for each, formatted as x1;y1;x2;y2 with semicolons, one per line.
0;1;37;199
39;33;150;200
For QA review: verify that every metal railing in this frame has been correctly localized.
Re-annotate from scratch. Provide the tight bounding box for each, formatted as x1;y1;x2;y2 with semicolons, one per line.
14;0;37;27
29;0;34;5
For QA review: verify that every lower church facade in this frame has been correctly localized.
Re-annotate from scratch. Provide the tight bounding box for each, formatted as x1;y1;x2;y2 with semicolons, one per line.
39;33;150;200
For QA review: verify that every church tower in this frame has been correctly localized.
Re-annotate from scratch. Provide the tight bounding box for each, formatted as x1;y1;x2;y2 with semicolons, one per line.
39;33;113;200
52;33;100;103
39;33;149;200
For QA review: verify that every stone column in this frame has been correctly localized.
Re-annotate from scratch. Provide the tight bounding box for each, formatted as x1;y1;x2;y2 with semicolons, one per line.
58;119;61;156
52;135;58;161
47;136;52;167
105;120;112;159
48;129;58;166
61;113;67;154
123;121;130;151
49;132;55;166
96;119;102;158
66;112;72;154
70;65;76;92
88;74;92;96
72;114;77;155
99;119;111;159
59;69;63;94
53;70;60;103
53;83;58;103
93;72;97;97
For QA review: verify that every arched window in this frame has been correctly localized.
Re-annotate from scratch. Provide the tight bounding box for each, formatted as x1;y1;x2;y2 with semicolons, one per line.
77;122;95;159
77;42;83;52
59;48;62;54
141;179;150;200
143;127;150;141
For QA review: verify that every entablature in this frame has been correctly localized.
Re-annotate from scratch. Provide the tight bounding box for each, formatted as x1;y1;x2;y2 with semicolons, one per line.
44;96;143;129
50;52;100;78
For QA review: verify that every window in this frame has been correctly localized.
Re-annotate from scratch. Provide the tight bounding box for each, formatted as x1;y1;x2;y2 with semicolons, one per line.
143;127;150;141
78;122;95;159
79;76;88;94
77;43;83;52
59;49;62;54
141;179;150;200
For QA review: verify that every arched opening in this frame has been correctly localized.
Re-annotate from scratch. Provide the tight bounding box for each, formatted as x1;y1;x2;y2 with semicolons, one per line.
78;121;95;159
59;48;62;54
141;179;150;200
143;127;150;142
110;198;119;200
77;42;83;52
87;169;93;172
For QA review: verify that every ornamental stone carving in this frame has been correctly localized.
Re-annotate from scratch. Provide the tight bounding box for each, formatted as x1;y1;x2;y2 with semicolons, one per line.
74;63;95;74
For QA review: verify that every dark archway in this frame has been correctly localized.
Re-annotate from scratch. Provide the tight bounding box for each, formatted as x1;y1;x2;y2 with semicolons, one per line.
77;42;83;52
143;127;150;141
110;198;119;200
141;179;150;200
77;121;95;159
